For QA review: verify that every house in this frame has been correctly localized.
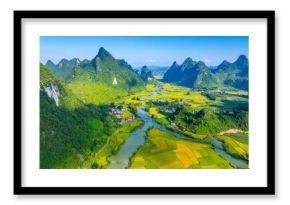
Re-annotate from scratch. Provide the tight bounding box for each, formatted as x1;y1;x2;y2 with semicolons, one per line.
181;126;189;131
109;106;126;118
125;116;135;123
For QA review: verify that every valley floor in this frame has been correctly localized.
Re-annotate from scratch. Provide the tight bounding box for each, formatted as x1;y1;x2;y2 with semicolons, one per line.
87;82;249;169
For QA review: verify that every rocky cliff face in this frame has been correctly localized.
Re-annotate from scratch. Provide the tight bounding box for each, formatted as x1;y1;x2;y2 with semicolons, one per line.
44;84;60;106
40;63;63;107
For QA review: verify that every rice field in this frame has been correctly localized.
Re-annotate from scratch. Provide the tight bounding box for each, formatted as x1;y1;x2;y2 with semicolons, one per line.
130;128;233;169
102;82;249;169
148;107;165;119
146;91;210;104
215;134;249;160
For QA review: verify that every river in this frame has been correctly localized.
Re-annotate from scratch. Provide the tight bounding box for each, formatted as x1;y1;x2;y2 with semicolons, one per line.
107;88;248;169
107;108;248;169
107;109;156;169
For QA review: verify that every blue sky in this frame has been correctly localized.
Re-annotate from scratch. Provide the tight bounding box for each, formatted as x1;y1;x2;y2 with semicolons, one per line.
40;36;248;67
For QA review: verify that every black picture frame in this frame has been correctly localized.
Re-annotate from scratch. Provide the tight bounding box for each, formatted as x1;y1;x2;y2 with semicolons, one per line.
14;10;275;195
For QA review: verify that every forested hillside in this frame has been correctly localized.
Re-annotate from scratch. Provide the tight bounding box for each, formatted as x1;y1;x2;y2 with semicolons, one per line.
163;55;248;90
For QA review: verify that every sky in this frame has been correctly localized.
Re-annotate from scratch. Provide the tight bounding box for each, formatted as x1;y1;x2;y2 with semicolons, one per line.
40;36;248;67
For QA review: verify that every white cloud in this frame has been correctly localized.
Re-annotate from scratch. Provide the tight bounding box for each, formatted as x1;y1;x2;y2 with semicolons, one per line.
204;59;212;63
145;59;157;63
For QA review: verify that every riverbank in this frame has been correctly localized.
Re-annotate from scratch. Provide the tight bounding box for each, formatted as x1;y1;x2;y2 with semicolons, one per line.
105;106;248;169
106;109;156;168
82;119;144;168
130;127;234;169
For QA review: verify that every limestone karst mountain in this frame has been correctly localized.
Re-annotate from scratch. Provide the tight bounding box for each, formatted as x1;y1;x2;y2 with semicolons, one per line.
163;55;248;90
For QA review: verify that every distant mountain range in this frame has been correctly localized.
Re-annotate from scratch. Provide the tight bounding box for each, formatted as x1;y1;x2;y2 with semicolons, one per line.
45;47;248;92
163;55;248;90
140;66;154;81
134;66;169;77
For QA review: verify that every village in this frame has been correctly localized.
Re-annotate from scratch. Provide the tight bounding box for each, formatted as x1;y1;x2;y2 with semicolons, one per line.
109;105;135;125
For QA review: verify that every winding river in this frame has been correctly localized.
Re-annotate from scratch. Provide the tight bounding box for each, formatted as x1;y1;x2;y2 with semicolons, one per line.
107;90;248;169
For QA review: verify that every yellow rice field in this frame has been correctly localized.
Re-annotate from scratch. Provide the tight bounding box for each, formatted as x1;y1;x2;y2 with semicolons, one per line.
130;128;233;169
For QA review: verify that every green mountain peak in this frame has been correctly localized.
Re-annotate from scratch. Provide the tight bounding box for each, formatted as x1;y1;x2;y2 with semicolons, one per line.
140;65;153;81
234;55;248;68
196;60;206;67
182;57;194;65
45;60;56;70
235;54;247;62
97;47;113;60
172;61;179;67
163;55;248;90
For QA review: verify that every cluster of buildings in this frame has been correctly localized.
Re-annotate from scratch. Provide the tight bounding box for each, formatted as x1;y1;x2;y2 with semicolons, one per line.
180;126;190;131
109;106;135;125
170;122;189;131
109;106;125;119
161;107;177;113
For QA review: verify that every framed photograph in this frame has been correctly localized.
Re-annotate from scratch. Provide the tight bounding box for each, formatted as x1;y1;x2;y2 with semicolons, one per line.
14;10;275;195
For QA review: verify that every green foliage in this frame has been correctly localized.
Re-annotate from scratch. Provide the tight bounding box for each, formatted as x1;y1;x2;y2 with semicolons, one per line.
170;105;248;135
216;134;249;160
214;55;249;90
190;62;219;89
140;66;153;81
40;63;82;109
163;59;219;89
45;47;146;105
156;117;170;126
224;78;248;90
40;91;116;168
67;81;128;105
166;126;207;140
128;104;138;116
61;48;146;105
39;53;146;168
40;48;249;169
47;58;81;81
163;55;248;91
225;133;249;144
40;63;60;87
163;61;182;83
88;119;144;168
81;47;145;89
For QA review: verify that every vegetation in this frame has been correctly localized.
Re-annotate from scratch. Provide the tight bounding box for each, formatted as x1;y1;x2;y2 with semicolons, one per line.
40;47;249;169
163;55;248;90
169;106;248;134
215;134;249;160
130;128;233;169
40;91;116;168
45;58;82;81
148;107;165;118
40;63;82;109
140;66;154;81
67;81;128;105
46;47;145;106
84;119;144;168
40;63;117;168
